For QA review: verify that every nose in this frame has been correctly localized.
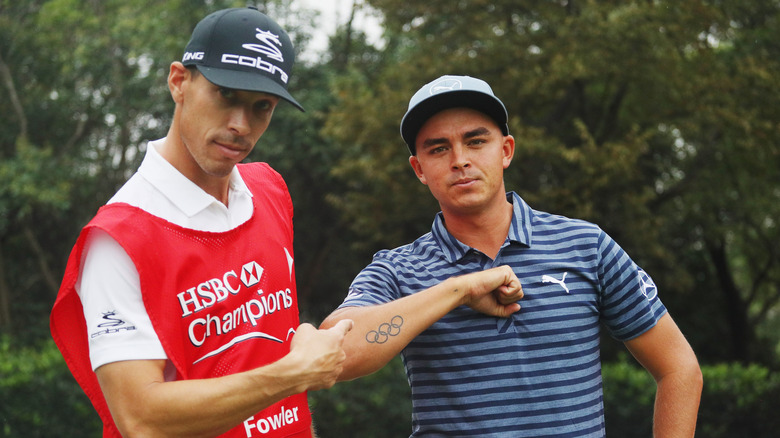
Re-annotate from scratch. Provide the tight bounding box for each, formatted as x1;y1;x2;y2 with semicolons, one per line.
451;144;470;169
227;107;252;136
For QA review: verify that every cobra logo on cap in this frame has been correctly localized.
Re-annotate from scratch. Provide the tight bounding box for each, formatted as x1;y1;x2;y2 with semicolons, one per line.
242;28;285;63
220;27;290;84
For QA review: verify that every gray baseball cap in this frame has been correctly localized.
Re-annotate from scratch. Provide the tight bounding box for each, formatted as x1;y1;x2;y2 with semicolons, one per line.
400;75;508;155
182;7;303;111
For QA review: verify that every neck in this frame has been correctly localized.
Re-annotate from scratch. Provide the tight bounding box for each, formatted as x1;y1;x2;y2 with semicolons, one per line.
441;197;513;260
195;174;231;206
159;125;232;206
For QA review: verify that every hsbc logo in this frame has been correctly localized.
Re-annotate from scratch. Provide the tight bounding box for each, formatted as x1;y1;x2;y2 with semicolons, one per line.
241;261;263;288
177;260;265;317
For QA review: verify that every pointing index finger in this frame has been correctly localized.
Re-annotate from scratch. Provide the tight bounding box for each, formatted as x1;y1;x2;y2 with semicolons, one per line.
332;319;354;336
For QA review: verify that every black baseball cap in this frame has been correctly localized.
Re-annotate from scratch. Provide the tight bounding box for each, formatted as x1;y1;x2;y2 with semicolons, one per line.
182;7;304;111
400;75;509;155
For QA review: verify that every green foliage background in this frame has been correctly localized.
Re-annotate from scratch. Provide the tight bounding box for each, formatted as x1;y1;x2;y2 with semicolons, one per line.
1;0;779;436
3;340;780;437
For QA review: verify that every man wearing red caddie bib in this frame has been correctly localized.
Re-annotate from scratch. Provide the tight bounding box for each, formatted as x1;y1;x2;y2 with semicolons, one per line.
50;7;352;437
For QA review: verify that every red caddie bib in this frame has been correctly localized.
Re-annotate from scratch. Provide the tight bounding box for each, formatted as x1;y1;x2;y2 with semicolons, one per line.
51;163;312;437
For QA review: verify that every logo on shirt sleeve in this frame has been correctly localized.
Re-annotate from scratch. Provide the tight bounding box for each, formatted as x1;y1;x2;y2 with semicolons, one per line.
637;268;658;301
90;310;137;338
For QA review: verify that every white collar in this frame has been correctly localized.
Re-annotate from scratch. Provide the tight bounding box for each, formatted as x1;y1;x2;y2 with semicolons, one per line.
138;139;252;218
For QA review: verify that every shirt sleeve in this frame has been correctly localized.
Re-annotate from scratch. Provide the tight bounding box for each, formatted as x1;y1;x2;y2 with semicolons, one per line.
338;250;402;308
76;230;167;370
597;229;667;341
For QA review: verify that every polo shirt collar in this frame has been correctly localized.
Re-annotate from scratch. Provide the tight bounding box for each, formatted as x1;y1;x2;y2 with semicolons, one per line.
508;192;533;247
138;139;252;217
432;191;534;263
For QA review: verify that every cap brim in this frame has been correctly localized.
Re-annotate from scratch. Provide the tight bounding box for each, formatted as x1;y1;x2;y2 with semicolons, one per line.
401;90;507;154
196;65;304;112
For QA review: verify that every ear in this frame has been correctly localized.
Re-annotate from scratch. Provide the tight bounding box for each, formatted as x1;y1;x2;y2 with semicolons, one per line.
502;135;515;169
409;155;428;185
168;62;189;104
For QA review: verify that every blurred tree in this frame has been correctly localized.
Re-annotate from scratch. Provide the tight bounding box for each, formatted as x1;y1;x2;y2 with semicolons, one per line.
0;0;208;341
652;0;780;363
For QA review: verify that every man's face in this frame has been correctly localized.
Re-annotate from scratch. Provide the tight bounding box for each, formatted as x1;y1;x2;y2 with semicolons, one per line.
175;68;280;180
409;107;514;216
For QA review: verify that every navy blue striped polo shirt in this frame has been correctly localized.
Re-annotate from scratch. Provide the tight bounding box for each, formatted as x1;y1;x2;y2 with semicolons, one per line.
339;192;666;437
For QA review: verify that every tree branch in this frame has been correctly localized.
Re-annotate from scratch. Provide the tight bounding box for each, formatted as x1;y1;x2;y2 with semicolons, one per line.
0;243;12;330
0;50;28;140
23;226;60;297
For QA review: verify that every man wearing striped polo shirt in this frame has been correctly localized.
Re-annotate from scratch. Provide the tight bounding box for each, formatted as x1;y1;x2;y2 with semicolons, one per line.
321;75;702;437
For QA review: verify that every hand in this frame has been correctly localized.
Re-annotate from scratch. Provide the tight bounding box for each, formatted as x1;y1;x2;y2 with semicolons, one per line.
458;266;523;317
288;320;353;391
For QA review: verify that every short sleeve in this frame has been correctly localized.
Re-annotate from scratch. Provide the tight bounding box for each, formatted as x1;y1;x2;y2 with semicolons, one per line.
78;230;167;370
596;230;667;341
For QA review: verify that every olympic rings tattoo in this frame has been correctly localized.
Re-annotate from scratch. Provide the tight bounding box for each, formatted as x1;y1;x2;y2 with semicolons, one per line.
365;315;404;344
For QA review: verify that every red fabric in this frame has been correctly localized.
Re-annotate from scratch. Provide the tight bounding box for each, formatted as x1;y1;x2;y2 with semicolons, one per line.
51;162;312;437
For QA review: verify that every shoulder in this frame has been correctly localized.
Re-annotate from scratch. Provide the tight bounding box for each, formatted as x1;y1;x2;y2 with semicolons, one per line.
509;192;603;246
359;232;451;286
238;162;289;196
531;208;598;230
87;203;150;230
529;208;605;247
108;173;149;207
373;232;439;264
237;162;283;183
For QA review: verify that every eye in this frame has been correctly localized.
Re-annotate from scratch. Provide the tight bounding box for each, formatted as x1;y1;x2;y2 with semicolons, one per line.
218;88;236;100
254;99;274;112
428;145;449;155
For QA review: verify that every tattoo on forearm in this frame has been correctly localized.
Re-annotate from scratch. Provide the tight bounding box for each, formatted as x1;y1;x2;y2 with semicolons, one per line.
365;315;404;344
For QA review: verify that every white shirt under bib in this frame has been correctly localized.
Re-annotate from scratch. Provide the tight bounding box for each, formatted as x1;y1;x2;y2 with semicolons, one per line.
76;139;254;371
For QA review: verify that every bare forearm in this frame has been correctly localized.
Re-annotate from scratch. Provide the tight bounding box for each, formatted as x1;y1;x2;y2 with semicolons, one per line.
97;321;351;437
98;357;308;437
652;369;703;438
321;277;466;380
624;314;703;438
321;268;522;381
